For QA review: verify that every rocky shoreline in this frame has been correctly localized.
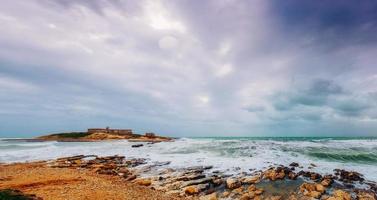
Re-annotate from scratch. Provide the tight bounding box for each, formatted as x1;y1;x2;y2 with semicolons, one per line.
2;154;375;200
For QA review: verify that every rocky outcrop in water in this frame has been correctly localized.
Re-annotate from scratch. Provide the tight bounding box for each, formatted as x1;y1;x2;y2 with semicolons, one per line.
45;155;377;200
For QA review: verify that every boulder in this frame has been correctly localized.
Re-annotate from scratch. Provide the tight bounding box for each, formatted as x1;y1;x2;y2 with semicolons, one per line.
184;186;199;195
315;184;325;193
226;178;241;189
333;189;351;200
357;191;376;200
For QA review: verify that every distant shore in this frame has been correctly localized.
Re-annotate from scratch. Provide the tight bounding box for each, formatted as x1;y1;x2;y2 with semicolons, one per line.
31;129;173;143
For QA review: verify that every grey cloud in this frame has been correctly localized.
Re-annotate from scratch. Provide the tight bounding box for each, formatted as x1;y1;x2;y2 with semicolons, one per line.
1;0;377;137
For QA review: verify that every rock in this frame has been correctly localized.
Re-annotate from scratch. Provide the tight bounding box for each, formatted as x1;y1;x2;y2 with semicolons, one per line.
242;176;260;184
310;172;322;180
247;184;256;191
300;183;316;193
222;191;230;198
212;178;223;186
226;178;241;189
333;189;351;200
197;183;210;191
181;177;212;187
135;178;152;186
199;192;217;200
240;192;255;200
308;191;322;199
288;172;298;180
264;168;285;181
357;191;376;200
321;178;333;187
316;184;325;193
184;186;199;195
232;187;244;195
255;188;264;195
131;144;143;148
334;169;364;183
289;162;299;167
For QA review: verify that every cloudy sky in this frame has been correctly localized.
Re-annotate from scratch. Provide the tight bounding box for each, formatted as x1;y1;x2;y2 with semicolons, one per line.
1;0;377;137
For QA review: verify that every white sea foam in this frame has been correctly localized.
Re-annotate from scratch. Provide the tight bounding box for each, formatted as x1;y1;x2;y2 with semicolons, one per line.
0;138;376;181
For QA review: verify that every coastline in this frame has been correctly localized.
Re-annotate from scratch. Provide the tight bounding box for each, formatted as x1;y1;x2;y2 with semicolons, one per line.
1;154;376;200
1;137;376;199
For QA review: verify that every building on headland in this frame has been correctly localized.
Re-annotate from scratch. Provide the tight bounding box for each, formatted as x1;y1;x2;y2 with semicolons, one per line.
87;127;133;136
145;132;156;138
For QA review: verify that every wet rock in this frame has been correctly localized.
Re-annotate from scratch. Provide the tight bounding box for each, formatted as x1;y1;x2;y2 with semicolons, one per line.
334;169;364;183
226;178;241;189
175;173;205;182
131;144;144;148
289;162;299;167
288;172;298;180
181;177;212;188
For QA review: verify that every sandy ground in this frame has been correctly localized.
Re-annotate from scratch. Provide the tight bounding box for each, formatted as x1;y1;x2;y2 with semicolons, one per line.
0;162;186;200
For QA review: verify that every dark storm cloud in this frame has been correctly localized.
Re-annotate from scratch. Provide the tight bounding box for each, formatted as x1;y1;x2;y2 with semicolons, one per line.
270;0;377;40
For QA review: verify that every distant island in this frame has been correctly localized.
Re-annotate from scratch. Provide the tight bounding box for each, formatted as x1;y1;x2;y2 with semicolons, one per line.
35;127;172;142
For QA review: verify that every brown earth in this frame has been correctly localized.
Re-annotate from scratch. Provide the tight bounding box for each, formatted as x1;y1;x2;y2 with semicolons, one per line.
0;162;187;200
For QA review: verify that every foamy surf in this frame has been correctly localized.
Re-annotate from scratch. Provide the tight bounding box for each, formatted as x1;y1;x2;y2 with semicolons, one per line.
1;137;376;182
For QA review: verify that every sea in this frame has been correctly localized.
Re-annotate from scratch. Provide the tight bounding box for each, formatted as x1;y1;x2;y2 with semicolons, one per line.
1;137;377;182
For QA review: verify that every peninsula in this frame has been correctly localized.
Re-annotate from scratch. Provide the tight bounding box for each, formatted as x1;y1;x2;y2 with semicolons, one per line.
34;127;172;142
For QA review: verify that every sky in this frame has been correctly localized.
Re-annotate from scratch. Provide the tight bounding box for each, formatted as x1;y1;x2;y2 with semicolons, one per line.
1;0;377;137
